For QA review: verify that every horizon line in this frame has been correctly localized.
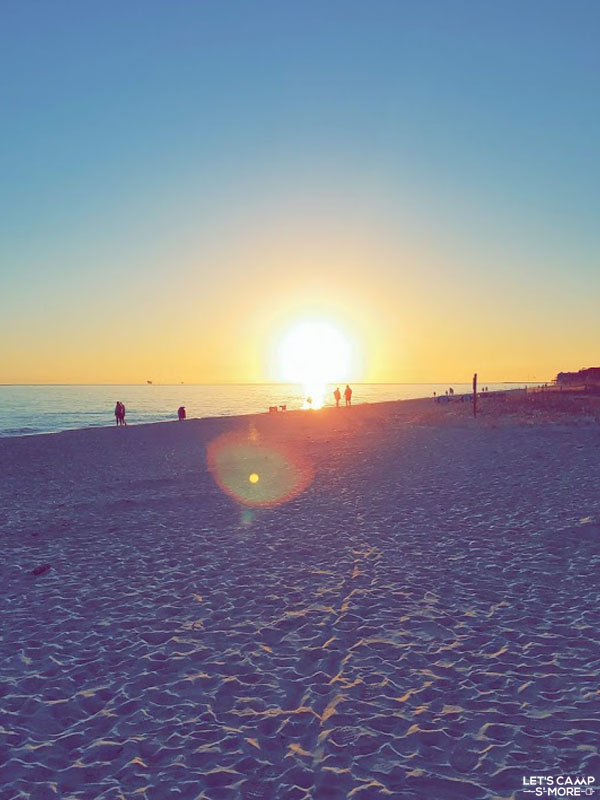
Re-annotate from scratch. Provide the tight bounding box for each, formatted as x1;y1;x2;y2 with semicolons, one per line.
0;380;546;387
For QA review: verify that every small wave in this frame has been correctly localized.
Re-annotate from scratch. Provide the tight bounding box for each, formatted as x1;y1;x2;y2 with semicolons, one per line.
0;426;41;437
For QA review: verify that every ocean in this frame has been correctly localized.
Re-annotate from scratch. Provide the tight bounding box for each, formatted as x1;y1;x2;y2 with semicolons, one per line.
0;383;534;437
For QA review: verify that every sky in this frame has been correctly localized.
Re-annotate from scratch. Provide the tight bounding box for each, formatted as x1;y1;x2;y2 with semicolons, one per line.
1;0;598;384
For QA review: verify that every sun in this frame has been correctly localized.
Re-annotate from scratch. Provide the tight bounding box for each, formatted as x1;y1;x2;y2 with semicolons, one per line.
278;320;352;408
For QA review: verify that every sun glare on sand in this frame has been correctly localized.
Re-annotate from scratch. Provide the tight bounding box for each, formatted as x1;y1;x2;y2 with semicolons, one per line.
278;321;352;408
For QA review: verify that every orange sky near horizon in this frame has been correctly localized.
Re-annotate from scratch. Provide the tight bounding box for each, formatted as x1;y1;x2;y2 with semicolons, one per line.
2;202;597;386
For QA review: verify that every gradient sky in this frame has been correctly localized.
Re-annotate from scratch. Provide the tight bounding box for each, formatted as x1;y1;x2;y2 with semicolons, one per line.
2;0;598;383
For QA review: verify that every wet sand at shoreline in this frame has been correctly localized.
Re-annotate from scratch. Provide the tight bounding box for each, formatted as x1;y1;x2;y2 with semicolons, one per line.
2;394;600;799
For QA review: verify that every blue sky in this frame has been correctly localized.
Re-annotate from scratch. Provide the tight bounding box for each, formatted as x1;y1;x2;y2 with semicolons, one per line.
1;1;599;382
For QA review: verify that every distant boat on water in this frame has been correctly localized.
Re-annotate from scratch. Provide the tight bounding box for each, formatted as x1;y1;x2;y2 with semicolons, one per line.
146;380;153;384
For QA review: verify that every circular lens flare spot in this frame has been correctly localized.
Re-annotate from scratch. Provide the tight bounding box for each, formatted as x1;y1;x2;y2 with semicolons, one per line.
207;430;313;507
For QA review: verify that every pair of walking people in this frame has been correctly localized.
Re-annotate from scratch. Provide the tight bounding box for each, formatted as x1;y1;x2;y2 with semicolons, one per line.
114;401;126;426
333;385;352;407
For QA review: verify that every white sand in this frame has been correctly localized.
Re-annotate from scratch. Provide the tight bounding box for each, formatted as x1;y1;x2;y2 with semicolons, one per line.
1;399;600;799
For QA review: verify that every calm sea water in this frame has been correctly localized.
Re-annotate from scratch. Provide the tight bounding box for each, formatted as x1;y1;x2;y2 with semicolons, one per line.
0;383;533;437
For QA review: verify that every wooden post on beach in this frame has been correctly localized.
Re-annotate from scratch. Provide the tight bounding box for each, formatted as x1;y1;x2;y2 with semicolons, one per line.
473;372;478;418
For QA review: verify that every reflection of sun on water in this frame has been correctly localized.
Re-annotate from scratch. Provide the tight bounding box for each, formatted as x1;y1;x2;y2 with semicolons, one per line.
278;321;352;409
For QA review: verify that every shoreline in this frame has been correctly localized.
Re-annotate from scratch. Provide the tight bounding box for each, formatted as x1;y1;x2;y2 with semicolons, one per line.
0;383;544;441
3;385;595;443
0;393;453;442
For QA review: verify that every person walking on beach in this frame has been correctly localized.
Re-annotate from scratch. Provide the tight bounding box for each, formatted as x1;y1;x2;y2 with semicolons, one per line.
178;406;186;420
333;387;341;407
344;384;352;407
114;401;121;426
119;402;127;426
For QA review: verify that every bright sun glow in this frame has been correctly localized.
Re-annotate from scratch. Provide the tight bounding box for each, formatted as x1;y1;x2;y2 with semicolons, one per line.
278;321;352;409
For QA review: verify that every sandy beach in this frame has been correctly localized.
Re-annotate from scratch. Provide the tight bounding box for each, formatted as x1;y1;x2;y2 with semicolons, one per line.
2;394;600;800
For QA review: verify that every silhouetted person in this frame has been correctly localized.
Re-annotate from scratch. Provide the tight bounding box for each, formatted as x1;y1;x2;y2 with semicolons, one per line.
114;402;121;426
119;402;126;426
178;406;186;421
333;387;341;407
344;384;352;407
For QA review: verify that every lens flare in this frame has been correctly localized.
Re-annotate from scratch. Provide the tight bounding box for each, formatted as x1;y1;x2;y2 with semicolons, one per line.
207;429;313;507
